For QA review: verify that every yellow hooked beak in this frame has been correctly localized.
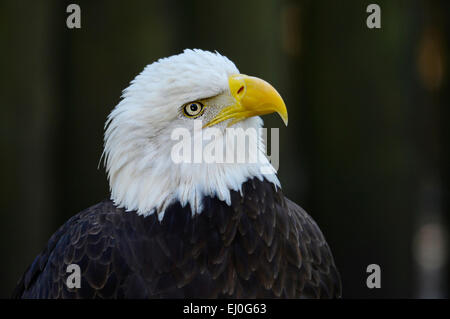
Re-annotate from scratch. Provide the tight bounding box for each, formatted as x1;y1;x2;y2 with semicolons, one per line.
204;74;288;127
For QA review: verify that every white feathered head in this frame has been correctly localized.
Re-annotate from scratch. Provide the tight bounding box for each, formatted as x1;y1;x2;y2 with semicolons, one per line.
103;49;287;219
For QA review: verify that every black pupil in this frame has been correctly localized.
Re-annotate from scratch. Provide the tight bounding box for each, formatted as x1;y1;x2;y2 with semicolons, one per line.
190;104;198;112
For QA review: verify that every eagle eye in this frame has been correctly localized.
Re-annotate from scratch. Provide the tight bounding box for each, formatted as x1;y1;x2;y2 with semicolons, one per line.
183;101;205;118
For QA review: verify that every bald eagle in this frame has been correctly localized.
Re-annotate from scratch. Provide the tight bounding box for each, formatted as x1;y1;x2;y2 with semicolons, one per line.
13;49;341;299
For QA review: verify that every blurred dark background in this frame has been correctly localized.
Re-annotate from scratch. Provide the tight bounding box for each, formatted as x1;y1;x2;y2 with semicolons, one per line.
0;0;448;298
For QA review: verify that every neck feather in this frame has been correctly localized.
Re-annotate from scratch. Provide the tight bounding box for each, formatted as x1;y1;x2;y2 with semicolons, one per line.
104;117;280;220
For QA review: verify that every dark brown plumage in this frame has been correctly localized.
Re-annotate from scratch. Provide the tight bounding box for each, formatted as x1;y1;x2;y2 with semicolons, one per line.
13;178;341;298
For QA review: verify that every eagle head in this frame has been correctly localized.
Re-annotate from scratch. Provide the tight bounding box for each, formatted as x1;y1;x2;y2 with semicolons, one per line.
103;49;288;220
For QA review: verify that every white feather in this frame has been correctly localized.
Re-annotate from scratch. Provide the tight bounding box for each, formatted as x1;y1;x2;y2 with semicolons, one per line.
103;49;280;219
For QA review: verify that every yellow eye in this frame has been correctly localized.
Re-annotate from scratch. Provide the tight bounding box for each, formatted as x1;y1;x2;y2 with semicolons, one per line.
183;101;204;118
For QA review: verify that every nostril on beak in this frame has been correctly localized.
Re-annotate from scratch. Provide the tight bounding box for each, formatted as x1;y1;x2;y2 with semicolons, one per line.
237;86;244;96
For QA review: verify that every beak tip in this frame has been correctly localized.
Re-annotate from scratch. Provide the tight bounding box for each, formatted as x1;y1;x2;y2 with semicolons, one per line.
279;113;288;126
